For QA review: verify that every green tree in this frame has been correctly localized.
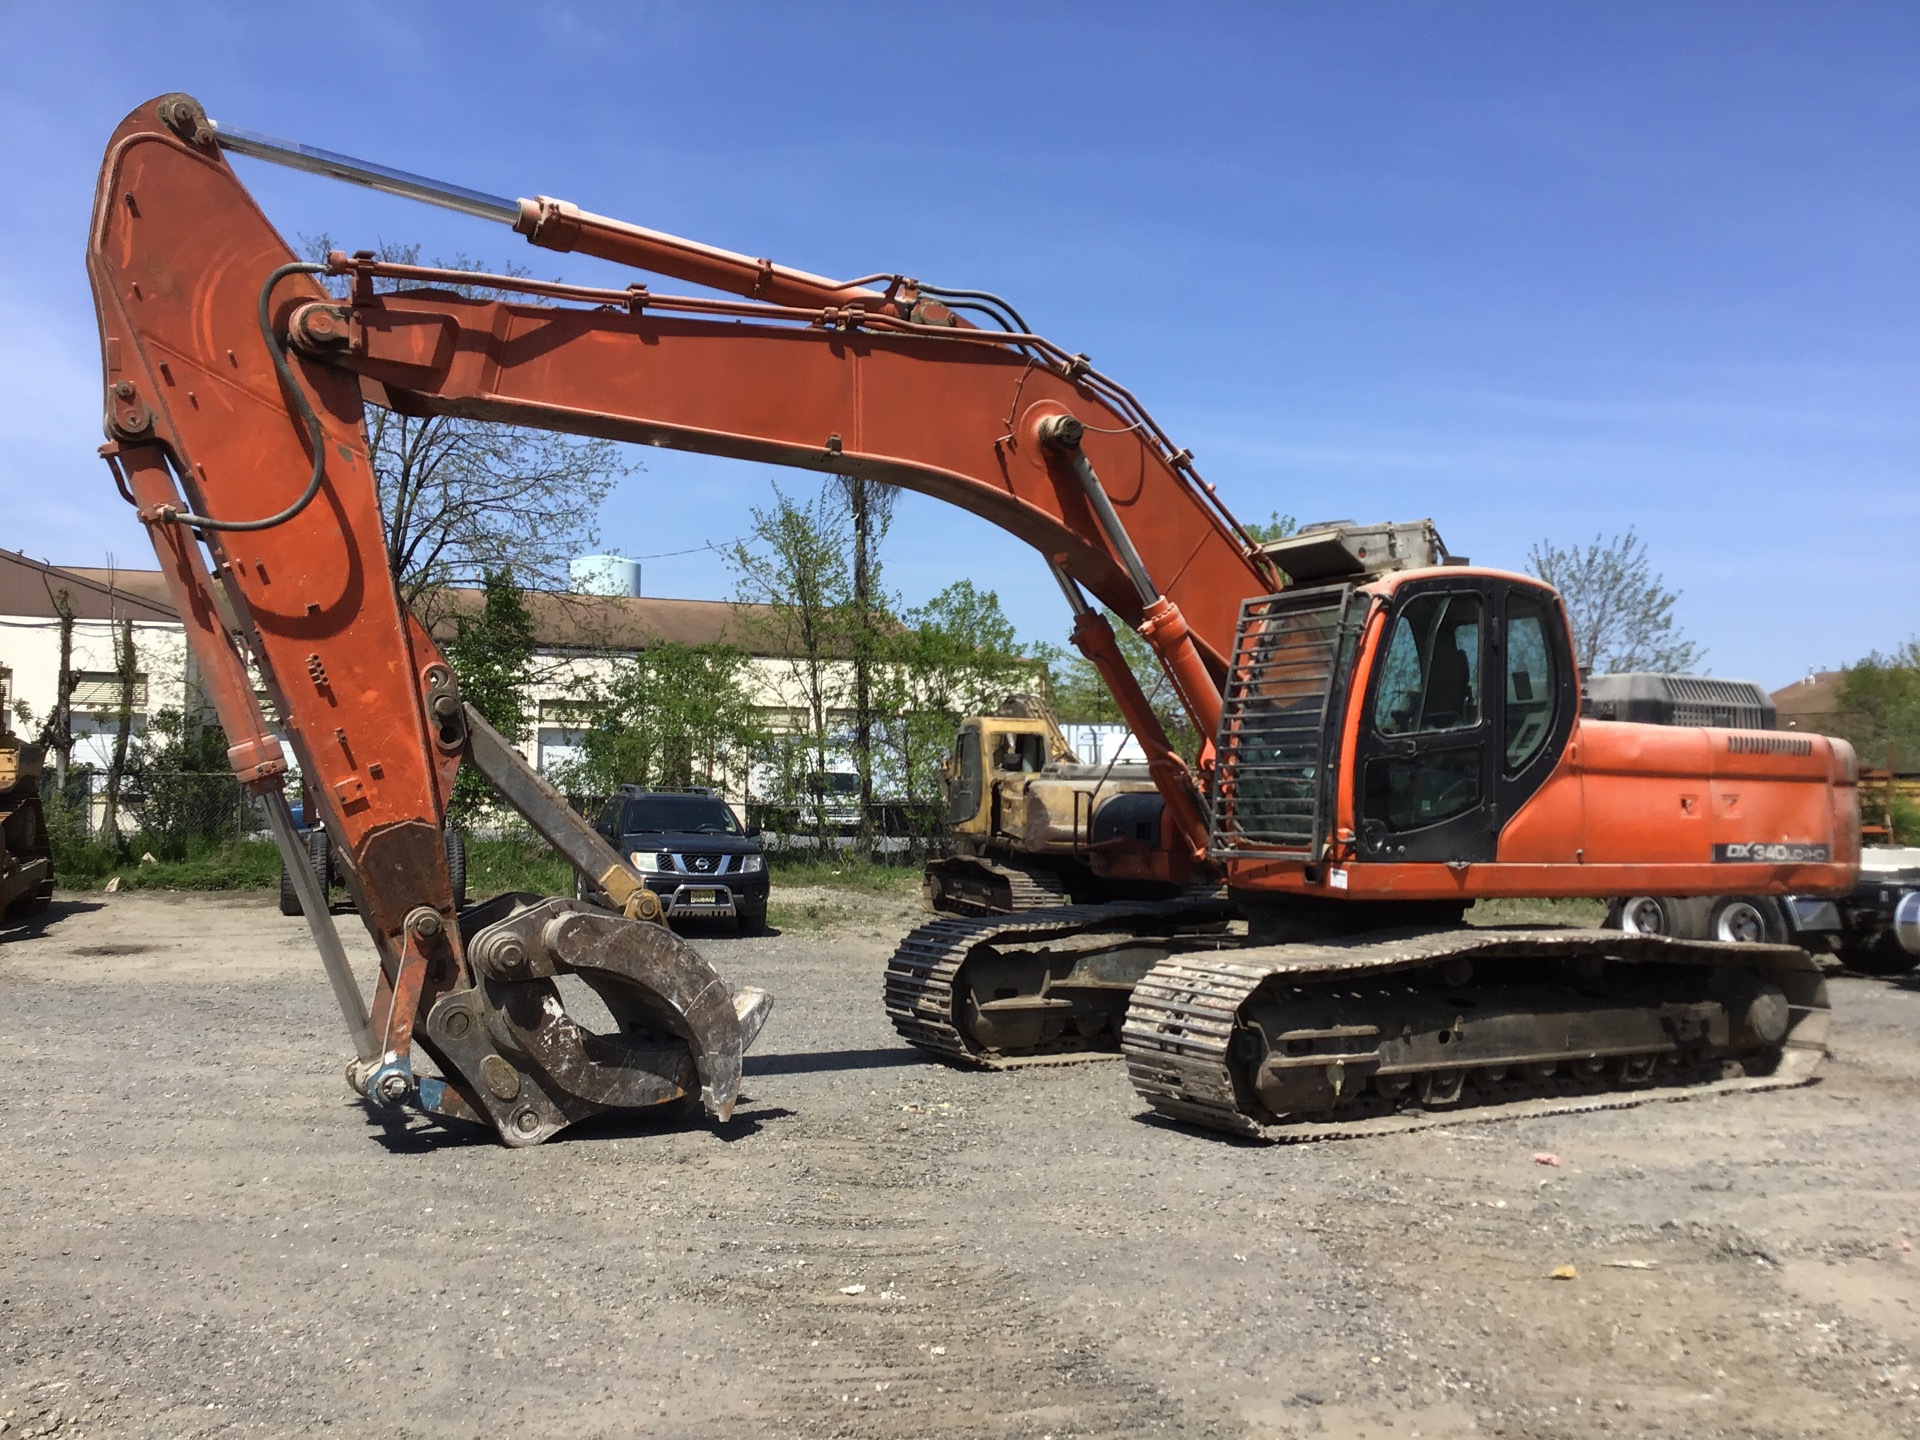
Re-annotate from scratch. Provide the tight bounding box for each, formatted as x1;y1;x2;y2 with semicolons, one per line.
728;482;856;849
123;707;233;859
442;568;537;819
879;582;1039;821
1833;638;1920;773
1527;528;1701;674
834;473;898;852
556;642;767;799
1244;511;1299;544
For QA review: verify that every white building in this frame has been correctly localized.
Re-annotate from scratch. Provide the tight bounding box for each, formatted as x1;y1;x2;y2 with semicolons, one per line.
0;550;194;775
0;552;1019;810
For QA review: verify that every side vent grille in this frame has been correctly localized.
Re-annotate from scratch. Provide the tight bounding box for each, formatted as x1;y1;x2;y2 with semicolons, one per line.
1209;586;1362;861
1728;733;1813;757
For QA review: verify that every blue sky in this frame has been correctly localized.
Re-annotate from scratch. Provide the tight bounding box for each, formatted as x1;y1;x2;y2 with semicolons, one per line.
3;2;1914;686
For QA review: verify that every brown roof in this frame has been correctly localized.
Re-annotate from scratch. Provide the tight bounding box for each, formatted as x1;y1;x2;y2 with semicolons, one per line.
428;587;789;655
1771;671;1844;729
37;559;796;657
0;551;178;624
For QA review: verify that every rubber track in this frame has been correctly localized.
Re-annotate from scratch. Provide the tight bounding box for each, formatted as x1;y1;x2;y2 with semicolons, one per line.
883;897;1231;1068
1122;927;1830;1141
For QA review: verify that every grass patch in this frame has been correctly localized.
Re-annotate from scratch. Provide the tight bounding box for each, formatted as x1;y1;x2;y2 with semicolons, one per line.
466;833;573;898
1468;895;1608;928
766;854;925;895
56;836;282;892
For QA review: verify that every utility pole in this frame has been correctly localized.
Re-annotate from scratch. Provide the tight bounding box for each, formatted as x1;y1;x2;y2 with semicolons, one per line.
101;615;137;852
838;473;897;858
38;582;77;801
846;474;875;855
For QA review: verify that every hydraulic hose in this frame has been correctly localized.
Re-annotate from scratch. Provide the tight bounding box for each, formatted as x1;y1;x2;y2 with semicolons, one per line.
155;261;332;532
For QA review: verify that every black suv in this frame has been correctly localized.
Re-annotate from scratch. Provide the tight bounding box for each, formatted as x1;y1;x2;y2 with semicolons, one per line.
588;787;770;933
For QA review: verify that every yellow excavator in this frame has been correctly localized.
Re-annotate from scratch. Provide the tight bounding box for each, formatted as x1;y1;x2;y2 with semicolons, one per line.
922;696;1188;914
0;732;54;920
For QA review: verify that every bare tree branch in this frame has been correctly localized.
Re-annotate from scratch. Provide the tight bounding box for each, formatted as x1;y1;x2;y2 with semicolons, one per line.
1528;528;1702;675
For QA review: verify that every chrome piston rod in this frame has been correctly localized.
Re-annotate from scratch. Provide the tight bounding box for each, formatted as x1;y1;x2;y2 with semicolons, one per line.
260;787;377;1063
210;121;520;226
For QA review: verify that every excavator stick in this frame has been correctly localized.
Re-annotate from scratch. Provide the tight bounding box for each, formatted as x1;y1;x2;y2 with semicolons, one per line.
87;93;770;1146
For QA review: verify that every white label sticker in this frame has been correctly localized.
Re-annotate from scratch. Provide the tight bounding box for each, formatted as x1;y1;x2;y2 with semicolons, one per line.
1329;868;1349;890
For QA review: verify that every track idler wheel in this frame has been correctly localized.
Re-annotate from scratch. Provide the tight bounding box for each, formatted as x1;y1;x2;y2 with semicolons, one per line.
424;894;771;1146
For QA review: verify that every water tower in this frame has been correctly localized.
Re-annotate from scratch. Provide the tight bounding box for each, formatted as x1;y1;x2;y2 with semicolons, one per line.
568;554;642;598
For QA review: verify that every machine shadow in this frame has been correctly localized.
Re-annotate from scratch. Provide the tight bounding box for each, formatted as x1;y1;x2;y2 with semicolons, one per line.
1129;1110;1267;1146
0;898;107;939
361;1098;798;1154
746;1047;928;1077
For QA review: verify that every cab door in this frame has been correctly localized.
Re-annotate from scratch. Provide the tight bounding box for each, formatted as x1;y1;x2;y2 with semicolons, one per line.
1352;577;1576;865
1353;579;1498;862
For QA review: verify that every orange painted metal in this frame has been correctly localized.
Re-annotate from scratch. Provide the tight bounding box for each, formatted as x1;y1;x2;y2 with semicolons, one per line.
87;100;463;1021
86;93;1859;942
339;288;1265;683
104;443;288;787
515;197;899;312
1067;609;1211;862
1233;569;1859;902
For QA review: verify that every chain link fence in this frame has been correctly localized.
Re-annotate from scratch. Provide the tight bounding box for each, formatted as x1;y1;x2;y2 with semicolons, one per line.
65;770;269;848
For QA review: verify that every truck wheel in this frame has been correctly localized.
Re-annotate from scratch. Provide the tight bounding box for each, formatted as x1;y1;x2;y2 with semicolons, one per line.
278;860;302;916
1611;895;1713;940
1708;896;1787;945
444;829;468;909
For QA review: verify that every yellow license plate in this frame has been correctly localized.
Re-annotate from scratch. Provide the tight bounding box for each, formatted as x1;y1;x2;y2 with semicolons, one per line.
684;889;720;905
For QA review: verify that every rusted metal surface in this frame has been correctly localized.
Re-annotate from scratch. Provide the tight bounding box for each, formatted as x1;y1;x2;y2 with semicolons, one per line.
0;739;53;919
922;856;1069;916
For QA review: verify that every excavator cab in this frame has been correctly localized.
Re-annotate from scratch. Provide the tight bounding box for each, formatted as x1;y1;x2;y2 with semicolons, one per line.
1214;545;1850;905
1350;572;1575;865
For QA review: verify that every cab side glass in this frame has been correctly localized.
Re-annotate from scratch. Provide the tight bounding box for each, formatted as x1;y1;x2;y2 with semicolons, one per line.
1363;591;1487;835
1504;593;1558;773
948;728;983;825
1373;593;1483;735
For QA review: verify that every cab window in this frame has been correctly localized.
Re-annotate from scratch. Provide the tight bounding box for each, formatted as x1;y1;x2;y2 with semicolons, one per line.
1504;593;1558;773
948;728;983;825
1373;593;1483;735
994;732;1046;773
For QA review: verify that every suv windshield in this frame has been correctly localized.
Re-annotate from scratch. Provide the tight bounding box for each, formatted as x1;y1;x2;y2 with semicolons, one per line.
620;795;742;835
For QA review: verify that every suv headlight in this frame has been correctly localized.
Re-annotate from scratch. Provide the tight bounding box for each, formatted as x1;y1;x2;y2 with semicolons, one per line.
629;850;664;873
738;853;765;874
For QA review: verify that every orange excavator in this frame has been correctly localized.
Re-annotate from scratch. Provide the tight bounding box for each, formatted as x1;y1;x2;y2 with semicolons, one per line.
87;94;1857;1145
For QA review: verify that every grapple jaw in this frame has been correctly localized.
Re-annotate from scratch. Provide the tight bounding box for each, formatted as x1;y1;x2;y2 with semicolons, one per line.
411;893;771;1145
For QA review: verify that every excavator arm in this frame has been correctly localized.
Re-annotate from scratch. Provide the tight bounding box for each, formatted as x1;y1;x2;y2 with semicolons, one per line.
87;93;1266;1142
90;95;779;1145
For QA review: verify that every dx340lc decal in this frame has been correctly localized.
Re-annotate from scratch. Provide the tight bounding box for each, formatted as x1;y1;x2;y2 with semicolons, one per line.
1713;842;1833;863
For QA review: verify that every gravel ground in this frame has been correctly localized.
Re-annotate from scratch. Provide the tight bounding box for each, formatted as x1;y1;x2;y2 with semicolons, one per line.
2;887;1917;1440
